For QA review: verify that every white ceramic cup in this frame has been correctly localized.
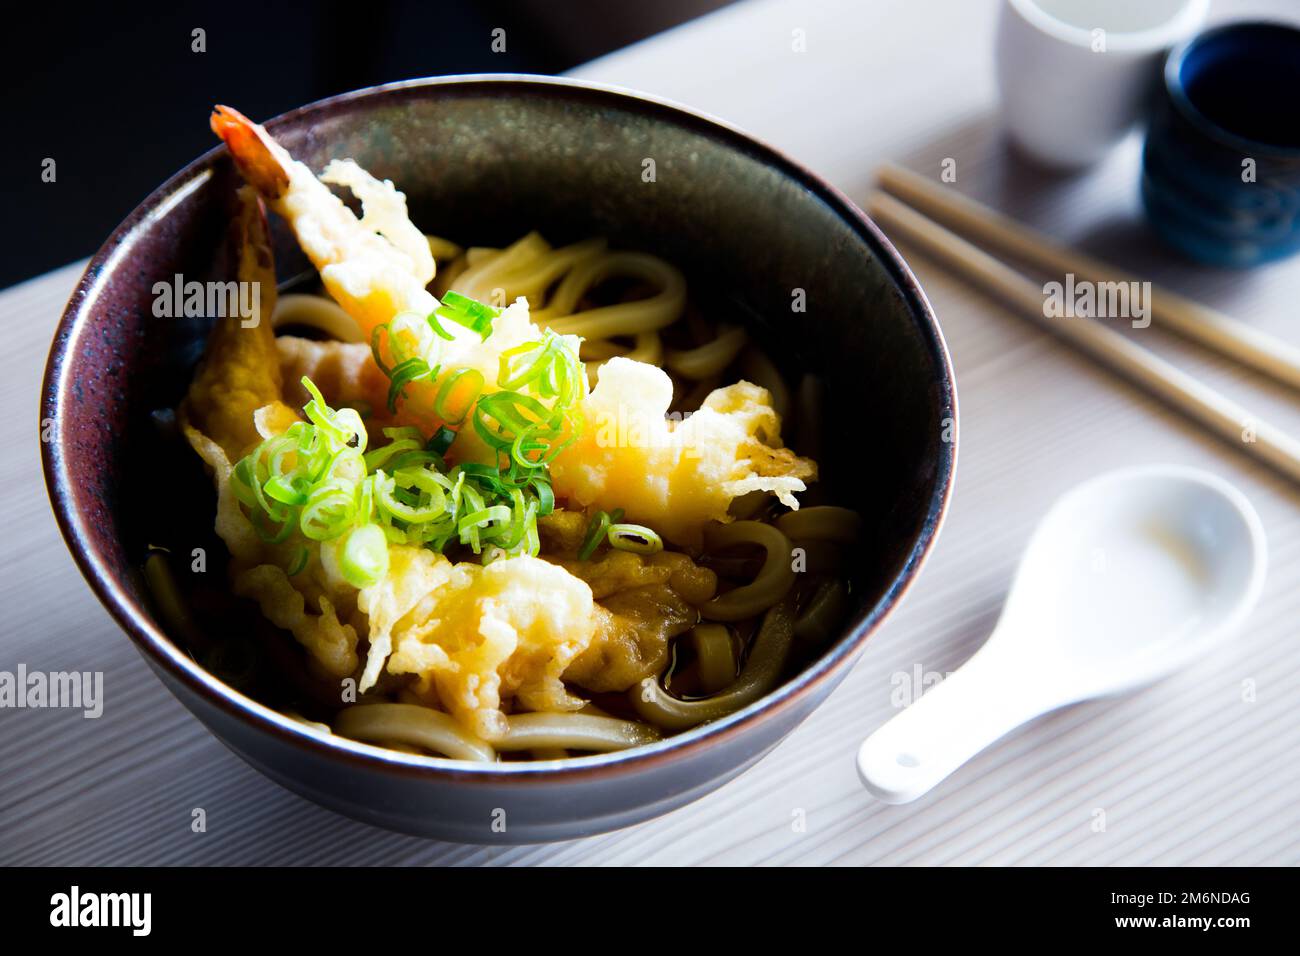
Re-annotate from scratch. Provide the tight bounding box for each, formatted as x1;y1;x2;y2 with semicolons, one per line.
995;0;1210;168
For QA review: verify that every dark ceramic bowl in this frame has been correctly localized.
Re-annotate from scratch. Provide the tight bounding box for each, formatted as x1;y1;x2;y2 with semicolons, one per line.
42;75;955;843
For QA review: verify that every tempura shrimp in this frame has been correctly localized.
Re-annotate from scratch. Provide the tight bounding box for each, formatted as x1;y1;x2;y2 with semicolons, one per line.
210;105;436;339
178;188;359;673
210;107;815;546
211;106;551;431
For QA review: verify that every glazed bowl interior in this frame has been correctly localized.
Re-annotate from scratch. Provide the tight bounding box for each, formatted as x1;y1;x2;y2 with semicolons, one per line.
43;76;953;806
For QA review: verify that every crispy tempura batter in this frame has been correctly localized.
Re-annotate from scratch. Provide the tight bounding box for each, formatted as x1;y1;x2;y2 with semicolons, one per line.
274;335;389;416
458;357;817;547
381;549;596;740
211;108;816;541
185;111;823;746
175;193;602;737
211;106;434;339
179;187;295;461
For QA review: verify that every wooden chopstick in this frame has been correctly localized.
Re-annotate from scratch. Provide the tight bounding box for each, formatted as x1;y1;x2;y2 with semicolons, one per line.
869;190;1300;484
879;163;1300;391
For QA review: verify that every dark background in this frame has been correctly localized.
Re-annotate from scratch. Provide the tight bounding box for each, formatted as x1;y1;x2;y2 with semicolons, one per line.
2;0;730;289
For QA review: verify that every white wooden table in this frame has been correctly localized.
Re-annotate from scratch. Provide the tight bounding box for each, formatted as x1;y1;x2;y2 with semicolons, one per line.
4;0;1299;865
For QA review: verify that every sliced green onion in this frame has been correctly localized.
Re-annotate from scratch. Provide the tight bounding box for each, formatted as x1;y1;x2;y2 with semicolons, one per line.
364;438;421;472
433;290;499;341
302;377;355;447
608;523;663;554
300;480;360;541
458;505;512;535
264;474;311;507
532;479;555;516
434;367;484;425
232;371;563;578
251;507;296;544
340;523;389;588
472;389;570;472
370;324;394;376
385;357;437;413
379;468;449;524
367;301;586;561
524;507;541;556
388;311;438;365
286;546;310;577
578;509;619;561
426;310;457;340
495;331;586;412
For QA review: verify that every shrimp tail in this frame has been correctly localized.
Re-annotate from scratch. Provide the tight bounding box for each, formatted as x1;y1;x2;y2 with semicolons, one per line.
234;185;278;302
180;186;295;460
211;105;290;201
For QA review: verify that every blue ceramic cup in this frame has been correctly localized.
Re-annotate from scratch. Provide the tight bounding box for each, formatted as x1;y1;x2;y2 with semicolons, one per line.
1142;21;1300;267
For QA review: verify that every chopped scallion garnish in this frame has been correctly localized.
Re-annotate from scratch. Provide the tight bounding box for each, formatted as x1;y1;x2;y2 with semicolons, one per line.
578;508;623;561
231;376;561;581
340;523;389;588
434;367;484;424
607;523;663;555
433;290;500;341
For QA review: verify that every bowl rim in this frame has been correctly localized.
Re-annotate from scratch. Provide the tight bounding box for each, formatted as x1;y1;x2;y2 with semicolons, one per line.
1163;20;1300;160
41;73;957;785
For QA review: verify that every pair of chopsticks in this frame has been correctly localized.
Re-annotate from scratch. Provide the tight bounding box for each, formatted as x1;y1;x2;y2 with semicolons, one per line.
870;164;1300;485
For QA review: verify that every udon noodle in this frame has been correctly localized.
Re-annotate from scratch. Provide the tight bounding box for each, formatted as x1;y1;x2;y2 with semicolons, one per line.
148;105;862;762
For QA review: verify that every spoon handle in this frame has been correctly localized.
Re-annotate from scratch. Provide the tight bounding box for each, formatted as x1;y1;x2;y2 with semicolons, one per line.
856;646;1058;804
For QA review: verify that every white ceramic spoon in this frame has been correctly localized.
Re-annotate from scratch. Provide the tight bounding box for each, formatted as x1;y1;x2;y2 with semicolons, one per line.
857;464;1267;805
